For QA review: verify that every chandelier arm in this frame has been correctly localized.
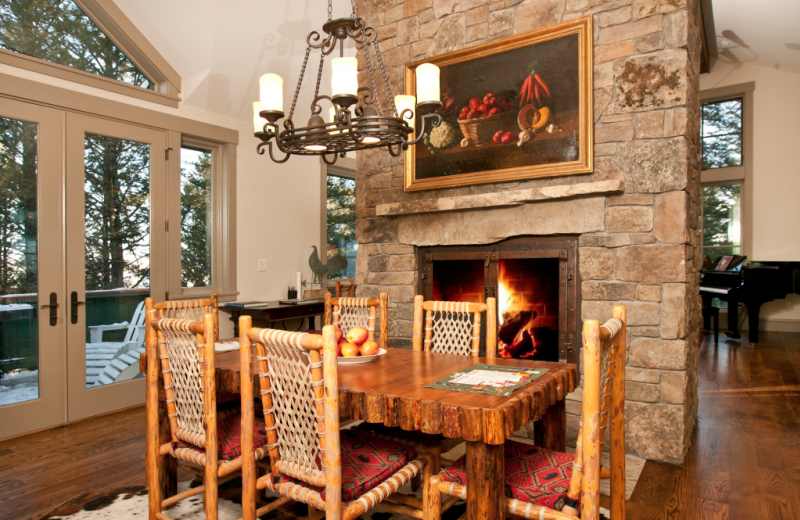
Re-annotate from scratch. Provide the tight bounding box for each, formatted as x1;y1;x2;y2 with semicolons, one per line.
387;143;403;157
343;112;366;144
287;46;312;122
256;128;291;163
307;30;334;51
372;41;398;116
399;113;442;147
311;94;333;116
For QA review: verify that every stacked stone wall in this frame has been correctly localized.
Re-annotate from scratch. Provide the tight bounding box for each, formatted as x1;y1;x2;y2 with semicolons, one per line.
354;0;701;464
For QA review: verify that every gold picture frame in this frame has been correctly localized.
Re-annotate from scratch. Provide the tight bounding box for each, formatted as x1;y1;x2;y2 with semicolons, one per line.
403;16;593;192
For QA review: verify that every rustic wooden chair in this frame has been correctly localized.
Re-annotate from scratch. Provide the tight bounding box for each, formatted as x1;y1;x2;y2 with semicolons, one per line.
144;311;270;520
426;306;628;520
323;292;388;349
412;295;498;358
335;278;355;297
239;320;434;520
145;293;219;341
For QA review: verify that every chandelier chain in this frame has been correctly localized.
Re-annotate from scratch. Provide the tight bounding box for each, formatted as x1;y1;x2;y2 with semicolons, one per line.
314;53;325;103
362;41;383;115
351;0;357;17
288;46;312;122
328;0;333;21
373;42;398;116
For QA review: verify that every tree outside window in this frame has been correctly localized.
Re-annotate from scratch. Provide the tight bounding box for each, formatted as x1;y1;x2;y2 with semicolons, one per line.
180;147;212;288
326;174;356;280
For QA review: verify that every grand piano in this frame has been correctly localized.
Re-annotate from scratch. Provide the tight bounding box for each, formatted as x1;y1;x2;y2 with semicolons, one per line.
700;255;800;346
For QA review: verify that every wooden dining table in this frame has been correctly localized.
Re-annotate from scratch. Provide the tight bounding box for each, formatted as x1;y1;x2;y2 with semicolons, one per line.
145;348;577;520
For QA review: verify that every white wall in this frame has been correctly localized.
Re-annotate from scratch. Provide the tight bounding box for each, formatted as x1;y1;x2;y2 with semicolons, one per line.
701;61;800;325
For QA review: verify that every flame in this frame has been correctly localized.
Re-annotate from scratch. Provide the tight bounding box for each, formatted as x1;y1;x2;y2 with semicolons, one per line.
497;262;516;326
497;261;539;359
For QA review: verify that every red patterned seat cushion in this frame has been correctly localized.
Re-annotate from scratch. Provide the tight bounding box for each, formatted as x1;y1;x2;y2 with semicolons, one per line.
285;428;417;502
172;408;270;462
440;440;575;510
356;422;463;454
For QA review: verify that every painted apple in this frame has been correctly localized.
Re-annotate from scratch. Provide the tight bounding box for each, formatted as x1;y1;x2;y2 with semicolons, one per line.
360;340;379;356
346;326;369;345
340;342;360;357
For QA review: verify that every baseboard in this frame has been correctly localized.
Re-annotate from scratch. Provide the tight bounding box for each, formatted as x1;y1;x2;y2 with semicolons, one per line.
715;311;800;333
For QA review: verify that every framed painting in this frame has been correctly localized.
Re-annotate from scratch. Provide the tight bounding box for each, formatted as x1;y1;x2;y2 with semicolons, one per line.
403;16;593;191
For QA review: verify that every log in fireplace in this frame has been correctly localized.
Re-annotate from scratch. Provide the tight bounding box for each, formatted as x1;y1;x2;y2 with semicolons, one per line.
417;236;580;368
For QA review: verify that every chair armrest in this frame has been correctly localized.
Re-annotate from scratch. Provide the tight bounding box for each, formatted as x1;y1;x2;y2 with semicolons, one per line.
88;321;130;343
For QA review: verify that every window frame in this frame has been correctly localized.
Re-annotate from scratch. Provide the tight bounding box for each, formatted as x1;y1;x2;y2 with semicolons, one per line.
700;82;754;257
320;157;356;289
0;0;181;107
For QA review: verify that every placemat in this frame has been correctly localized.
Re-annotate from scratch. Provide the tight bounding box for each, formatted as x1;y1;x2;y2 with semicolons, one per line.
424;363;549;396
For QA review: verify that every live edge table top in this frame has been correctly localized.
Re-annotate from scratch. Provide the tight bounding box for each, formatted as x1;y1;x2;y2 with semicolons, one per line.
212;348;577;446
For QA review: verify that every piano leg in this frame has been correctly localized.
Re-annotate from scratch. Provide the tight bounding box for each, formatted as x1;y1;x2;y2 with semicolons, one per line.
725;297;742;339
746;302;761;347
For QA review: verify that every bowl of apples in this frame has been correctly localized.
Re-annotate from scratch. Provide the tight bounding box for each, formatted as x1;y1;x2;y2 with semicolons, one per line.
334;326;387;364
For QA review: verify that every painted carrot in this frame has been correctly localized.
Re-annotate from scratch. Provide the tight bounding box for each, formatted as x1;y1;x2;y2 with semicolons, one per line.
519;76;531;107
534;74;552;99
534;82;541;107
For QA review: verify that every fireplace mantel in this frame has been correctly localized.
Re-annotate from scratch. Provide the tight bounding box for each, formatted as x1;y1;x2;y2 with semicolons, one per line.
375;179;624;217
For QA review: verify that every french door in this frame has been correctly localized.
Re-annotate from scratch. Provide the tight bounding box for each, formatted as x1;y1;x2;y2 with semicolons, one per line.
0;106;168;438
65;113;167;421
0;99;66;438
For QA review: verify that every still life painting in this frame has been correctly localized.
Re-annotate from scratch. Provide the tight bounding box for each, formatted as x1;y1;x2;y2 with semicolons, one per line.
403;16;593;191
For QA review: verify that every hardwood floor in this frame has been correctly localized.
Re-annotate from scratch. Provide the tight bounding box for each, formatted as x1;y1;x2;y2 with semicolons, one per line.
0;331;798;520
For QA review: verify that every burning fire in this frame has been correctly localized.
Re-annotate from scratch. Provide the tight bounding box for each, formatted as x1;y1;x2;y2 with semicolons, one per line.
497;262;540;359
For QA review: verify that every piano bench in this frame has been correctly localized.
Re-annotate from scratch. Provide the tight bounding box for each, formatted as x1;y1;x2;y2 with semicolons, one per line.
702;305;719;344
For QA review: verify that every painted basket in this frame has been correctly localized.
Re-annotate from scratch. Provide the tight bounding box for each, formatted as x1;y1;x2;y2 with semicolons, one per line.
457;110;517;145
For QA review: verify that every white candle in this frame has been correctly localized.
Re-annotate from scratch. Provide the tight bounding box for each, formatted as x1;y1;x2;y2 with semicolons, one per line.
415;63;440;103
259;73;284;112
331;57;359;97
252;101;263;133
296;271;303;297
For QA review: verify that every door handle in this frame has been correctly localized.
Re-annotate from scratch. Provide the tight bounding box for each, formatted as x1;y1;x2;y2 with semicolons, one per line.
40;292;59;326
71;291;87;324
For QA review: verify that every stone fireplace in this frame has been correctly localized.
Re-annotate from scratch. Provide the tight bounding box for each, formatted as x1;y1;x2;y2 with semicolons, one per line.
353;0;703;464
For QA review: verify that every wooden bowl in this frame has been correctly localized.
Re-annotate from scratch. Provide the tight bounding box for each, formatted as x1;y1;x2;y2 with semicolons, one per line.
457;110;517;145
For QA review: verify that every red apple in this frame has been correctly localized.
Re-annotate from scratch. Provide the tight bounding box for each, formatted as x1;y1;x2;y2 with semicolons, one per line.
346;326;369;345
360;340;379;356
335;328;344;343
340;342;360;357
337;340;347;357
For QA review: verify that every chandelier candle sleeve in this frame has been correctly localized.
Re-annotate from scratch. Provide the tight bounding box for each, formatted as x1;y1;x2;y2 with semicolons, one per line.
259;73;283;112
394;95;416;129
415;63;440;104
331;57;358;97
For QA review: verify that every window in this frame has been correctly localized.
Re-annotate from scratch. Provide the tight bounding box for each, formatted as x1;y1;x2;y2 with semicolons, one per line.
326;173;356;280
0;0;152;89
701;98;743;170
700;183;741;263
700;83;753;260
180;146;212;288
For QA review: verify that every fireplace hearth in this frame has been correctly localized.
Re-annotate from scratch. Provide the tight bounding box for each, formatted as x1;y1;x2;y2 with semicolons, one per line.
418;236;580;368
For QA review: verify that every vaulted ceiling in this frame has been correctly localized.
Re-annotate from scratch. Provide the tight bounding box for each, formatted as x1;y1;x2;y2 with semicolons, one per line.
114;0;800;122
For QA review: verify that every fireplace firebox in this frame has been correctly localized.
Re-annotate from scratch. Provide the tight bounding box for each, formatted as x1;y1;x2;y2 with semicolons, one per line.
418;236;580;368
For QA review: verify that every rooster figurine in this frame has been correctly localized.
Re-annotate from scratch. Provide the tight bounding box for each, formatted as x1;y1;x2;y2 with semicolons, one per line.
309;245;348;284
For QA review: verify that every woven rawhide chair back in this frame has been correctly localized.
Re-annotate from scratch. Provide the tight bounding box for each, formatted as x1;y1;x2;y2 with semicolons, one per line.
242;323;330;487
411;295;497;358
146;293;219;341
324;292;388;349
147;313;216;450
565;305;627;519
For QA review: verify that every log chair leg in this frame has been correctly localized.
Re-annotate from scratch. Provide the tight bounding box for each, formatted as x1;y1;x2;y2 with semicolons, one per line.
422;454;441;520
534;399;566;452
158;382;177;500
466;441;504;520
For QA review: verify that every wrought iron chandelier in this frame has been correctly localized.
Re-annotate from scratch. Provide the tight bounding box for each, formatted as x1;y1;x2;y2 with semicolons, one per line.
252;0;442;165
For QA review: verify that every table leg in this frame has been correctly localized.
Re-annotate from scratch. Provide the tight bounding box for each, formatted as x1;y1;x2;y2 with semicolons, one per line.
466;441;504;520
534;399;566;452
308;316;315;329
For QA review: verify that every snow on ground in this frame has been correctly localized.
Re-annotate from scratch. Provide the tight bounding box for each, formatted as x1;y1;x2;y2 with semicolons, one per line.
0;369;39;407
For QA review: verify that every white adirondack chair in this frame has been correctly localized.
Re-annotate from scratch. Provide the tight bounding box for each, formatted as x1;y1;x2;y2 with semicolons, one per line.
85;300;147;386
